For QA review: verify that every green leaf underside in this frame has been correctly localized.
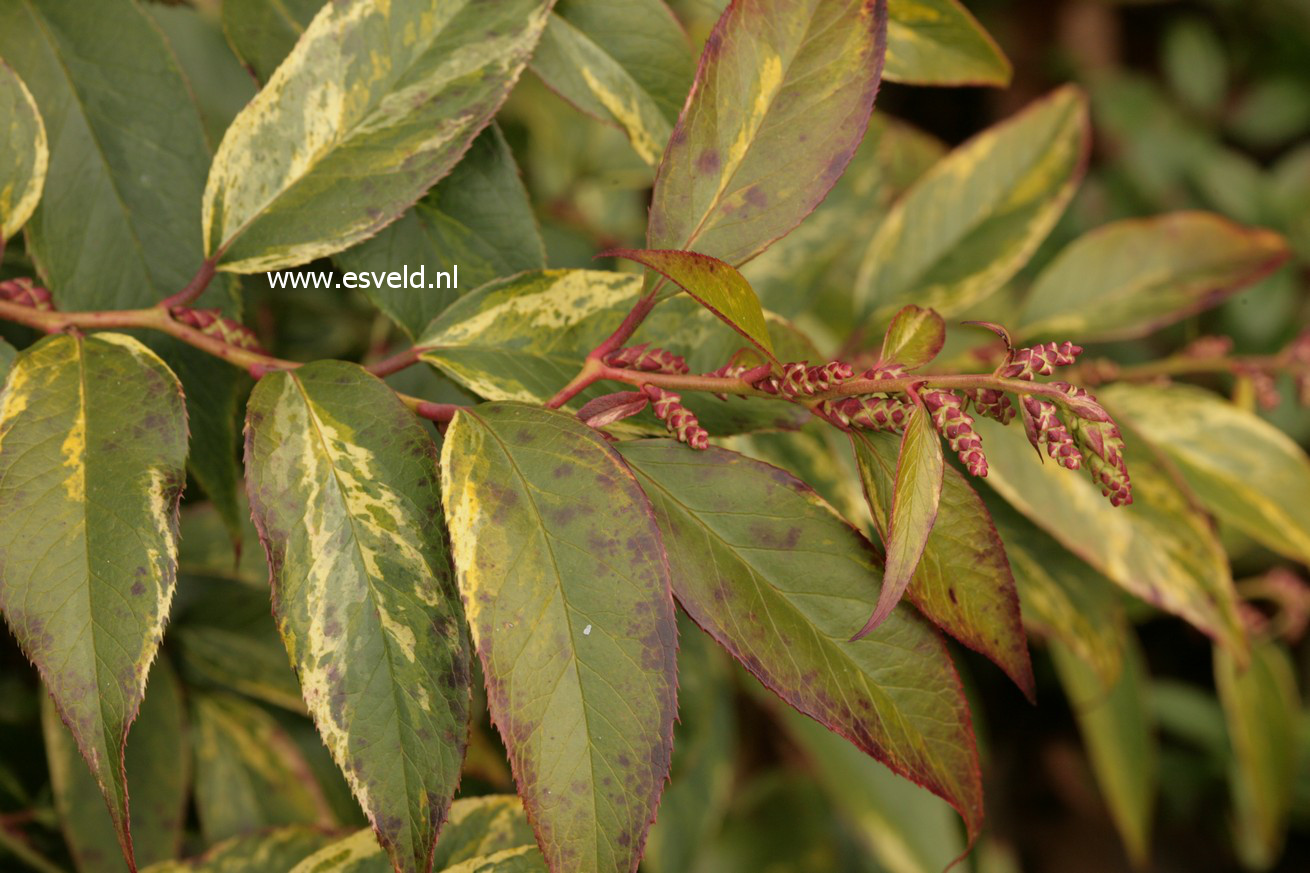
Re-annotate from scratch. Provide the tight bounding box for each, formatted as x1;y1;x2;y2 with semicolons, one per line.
531;0;694;166
1018;212;1291;342
244;361;471;873
853;404;943;640
605;248;776;359
773;698;965;873
852;430;1035;698
204;0;552;273
615;441;983;845
44;658;187;873
219;0;321;83
885;0;1011;87
1051;634;1156;867
988;500;1125;693
0;59;47;242
287;795;536;873
879;304;945;370
974;414;1247;658
855;85;1089;322
140;827;336;873
0;0;212;310
335;123;545;339
1101;384;1310;566
416;270;807;435
647;0;888;269
1216;638;1301;870
441;404;678;873
191;691;334;843
172;576;306;714
0;332;187;866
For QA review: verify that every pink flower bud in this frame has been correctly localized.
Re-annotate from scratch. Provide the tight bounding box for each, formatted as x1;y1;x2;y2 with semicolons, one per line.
922;389;988;477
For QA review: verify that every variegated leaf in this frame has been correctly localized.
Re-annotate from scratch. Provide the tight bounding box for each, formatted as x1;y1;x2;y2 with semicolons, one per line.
191;692;335;843
335;124;545;339
287;795;535;873
204;0;552;272
885;0;1011;87
852;430;1035;698
647;0;888;269
616;441;983;845
0;60;47;243
1018;212;1290;342
879;304;945;370
851;403;943;640
415;269;808;434
441;404;678;873
0;333;187;868
531;0;695;165
1101;384;1310;566
855;86;1089;323
44;658;187;873
245;361;471;873
975;414;1247;658
443;848;548;873
140;827;336;873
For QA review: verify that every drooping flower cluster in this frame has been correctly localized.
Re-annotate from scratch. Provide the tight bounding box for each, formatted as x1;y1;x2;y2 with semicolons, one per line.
642;384;709;449
172;307;265;353
1050;382;1132;506
824;394;911;431
604;343;689;374
999;340;1082;380
922;389;987;477
0;278;53;311
966;387;1015;424
1019;396;1081;470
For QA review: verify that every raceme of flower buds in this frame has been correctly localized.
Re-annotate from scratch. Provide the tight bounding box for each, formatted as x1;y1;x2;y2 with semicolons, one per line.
1050;383;1132;506
835;394;911;432
604;342;689;375
966;387;1016;424
1000;341;1083;381
862;362;908;380
642;384;709;450
1235;364;1281;411
755;361;853;397
1019;395;1082;470
0;278;54;311
922;389;987;477
172;307;265;352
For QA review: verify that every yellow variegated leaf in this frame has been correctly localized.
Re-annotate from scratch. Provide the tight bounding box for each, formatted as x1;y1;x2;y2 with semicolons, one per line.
0;60;47;242
203;0;552;272
885;0;1011;87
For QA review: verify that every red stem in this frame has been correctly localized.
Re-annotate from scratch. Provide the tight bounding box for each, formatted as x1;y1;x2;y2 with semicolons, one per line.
159;257;219;309
546;292;659;408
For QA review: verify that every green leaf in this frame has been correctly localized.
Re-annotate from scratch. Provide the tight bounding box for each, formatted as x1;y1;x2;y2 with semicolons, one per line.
1017;213;1291;342
647;0;888;269
531;0;695;165
974;414;1247;658
988;500;1126;693
286;795;535;873
191;692;334;844
335;124;545;340
203;0;552;272
0;60;46;243
43;658;187;873
852;430;1035;697
1051;632;1157;867
616;441;983;845
415;270;808;434
0;332;187;866
442;848;548;873
172;576;306;714
0;0;212;309
141;827;336;873
644;615;737;873
219;0;322;83
852;403;943;640
1216;638;1301;870
1102;384;1310;566
0;338;15;377
772;696;965;873
885;0;1011;87
605;248;776;359
855;86;1089;322
441;404;678;873
245;361;471;873
879;305;945;370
